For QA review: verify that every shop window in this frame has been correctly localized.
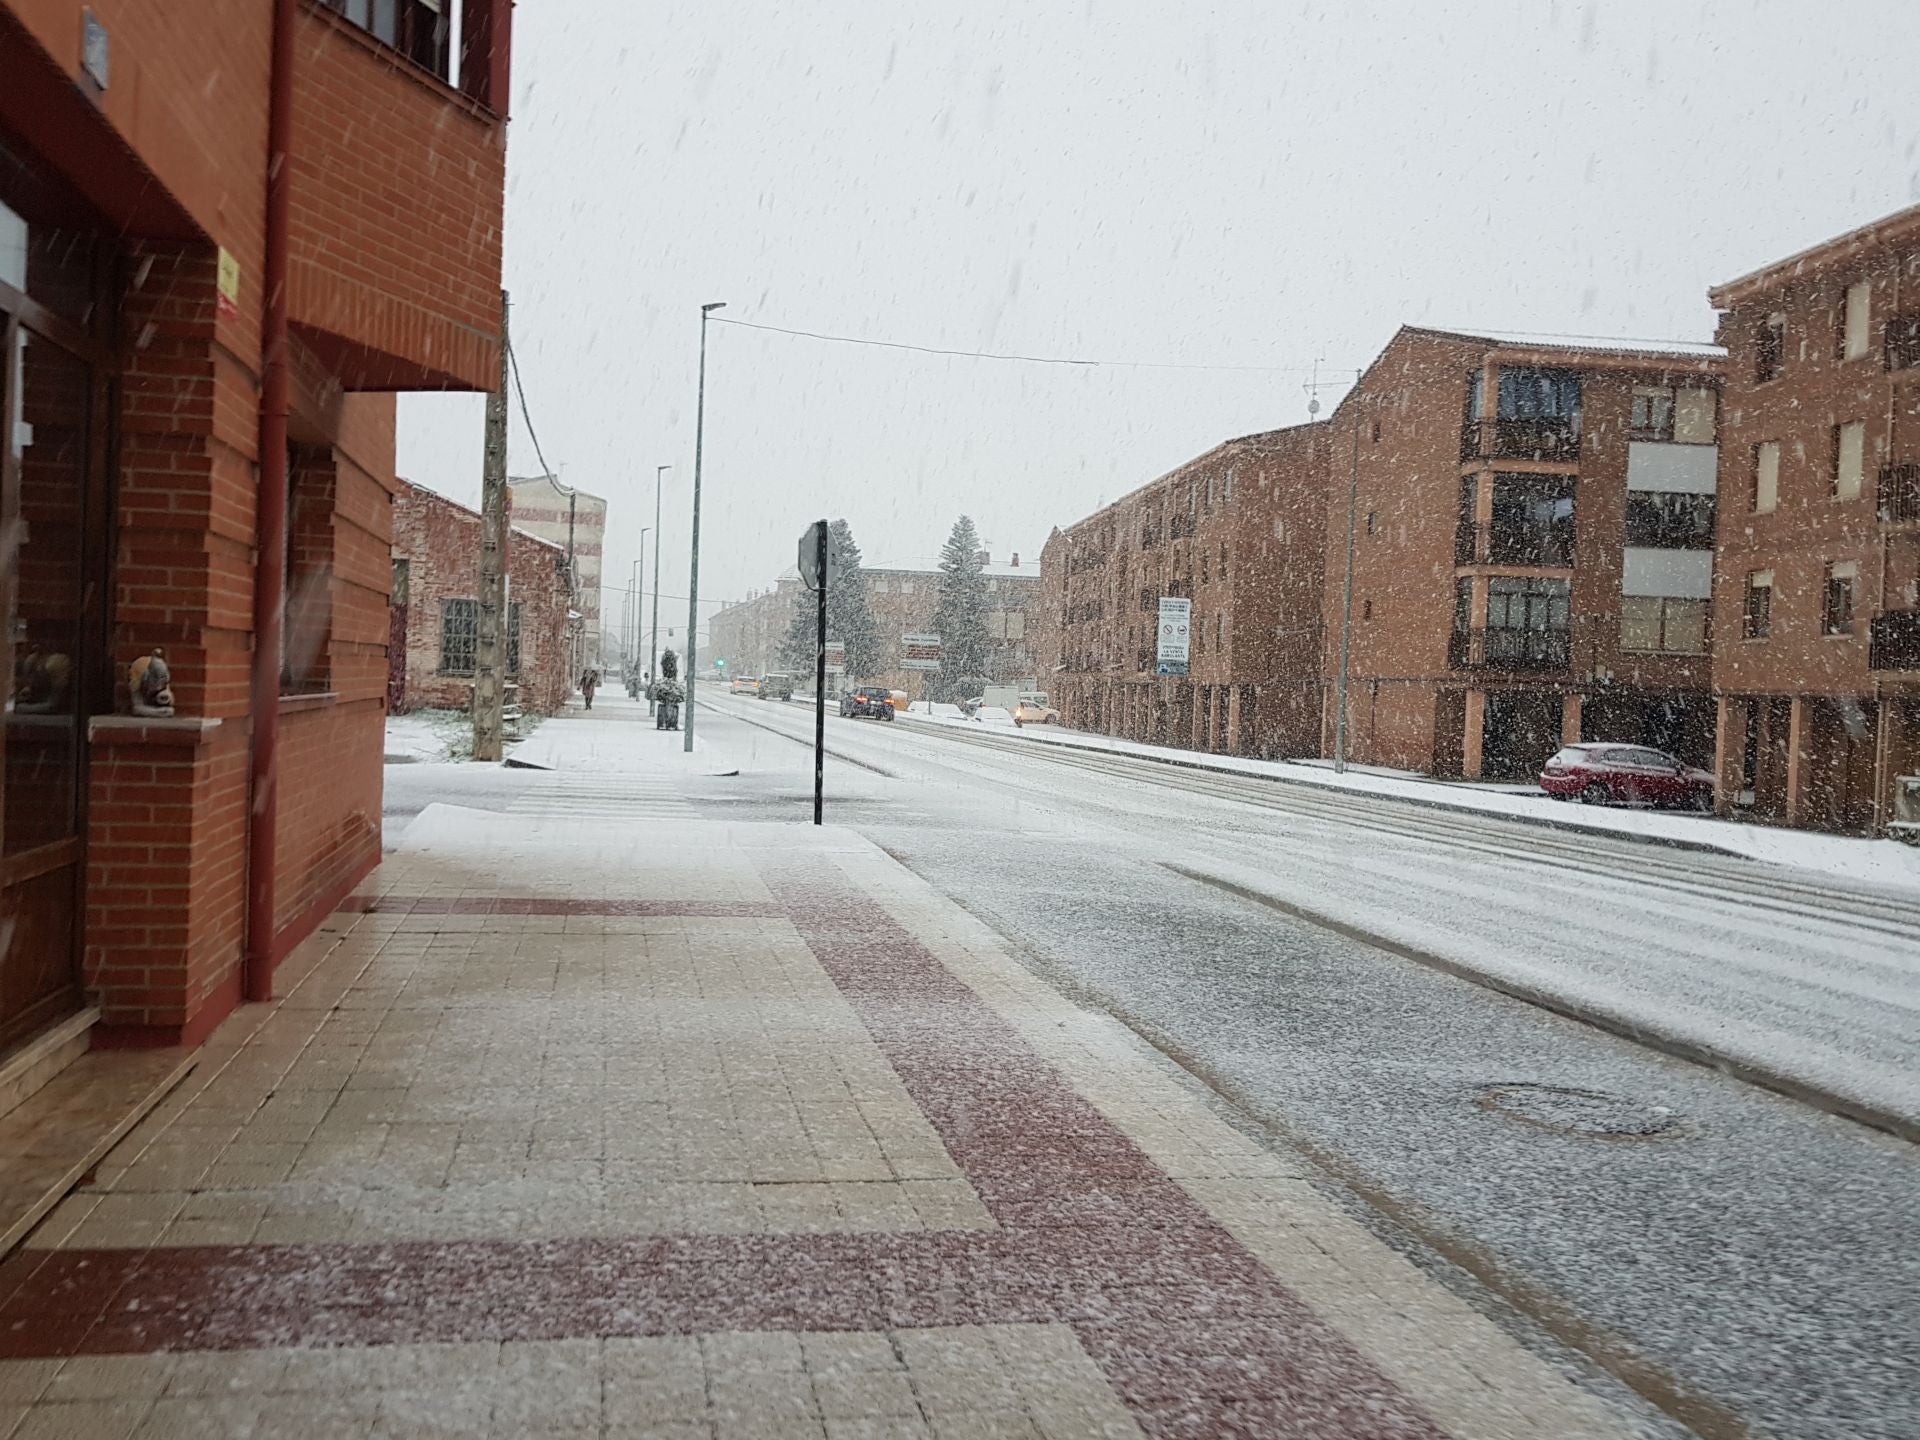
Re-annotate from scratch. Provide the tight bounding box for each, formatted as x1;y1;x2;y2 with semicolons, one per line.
1743;571;1772;639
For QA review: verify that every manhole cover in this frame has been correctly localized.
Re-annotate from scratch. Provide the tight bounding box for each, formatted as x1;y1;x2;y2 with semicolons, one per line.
1475;1083;1686;1140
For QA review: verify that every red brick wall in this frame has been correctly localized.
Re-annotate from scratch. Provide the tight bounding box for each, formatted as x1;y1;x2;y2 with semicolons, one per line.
391;481;573;715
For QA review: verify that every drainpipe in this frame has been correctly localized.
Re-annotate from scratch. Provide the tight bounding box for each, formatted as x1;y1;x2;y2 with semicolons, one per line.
245;0;297;1004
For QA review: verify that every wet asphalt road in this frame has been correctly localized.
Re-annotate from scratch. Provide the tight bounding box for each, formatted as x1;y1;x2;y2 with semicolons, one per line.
384;699;1919;1440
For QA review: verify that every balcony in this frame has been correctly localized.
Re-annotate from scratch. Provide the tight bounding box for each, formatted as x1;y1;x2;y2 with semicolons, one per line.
287;4;509;391
1460;417;1581;464
1448;627;1571;671
1869;610;1920;671
1453;523;1575;568
1879;464;1920;525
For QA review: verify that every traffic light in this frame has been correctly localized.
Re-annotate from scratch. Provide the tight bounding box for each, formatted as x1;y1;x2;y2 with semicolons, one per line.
716;658;727;669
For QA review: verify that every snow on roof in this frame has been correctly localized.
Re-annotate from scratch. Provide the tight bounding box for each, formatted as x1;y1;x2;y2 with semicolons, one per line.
1405;324;1725;360
866;555;1040;580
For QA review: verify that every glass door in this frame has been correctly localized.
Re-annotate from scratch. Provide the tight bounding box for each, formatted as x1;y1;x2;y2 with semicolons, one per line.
0;182;111;1053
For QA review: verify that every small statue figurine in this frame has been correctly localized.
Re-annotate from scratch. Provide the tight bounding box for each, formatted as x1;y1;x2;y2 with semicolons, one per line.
13;646;72;714
128;648;175;717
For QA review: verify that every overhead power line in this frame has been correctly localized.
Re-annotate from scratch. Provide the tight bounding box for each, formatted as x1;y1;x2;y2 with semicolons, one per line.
504;333;557;481
710;315;1342;375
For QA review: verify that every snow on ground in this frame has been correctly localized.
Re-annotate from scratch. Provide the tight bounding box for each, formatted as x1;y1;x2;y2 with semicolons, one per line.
894;709;1920;892
385;708;547;765
500;691;745;776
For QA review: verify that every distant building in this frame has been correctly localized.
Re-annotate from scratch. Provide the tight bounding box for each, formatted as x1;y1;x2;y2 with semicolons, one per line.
1707;204;1920;832
864;554;1041;694
390;481;573;717
507;475;607;673
714;553;1042;693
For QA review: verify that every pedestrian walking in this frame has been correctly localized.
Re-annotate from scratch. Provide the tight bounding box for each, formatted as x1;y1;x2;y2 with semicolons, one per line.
580;667;599;710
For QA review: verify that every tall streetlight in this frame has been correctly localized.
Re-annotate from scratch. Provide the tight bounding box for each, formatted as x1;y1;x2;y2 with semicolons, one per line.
685;302;724;752
629;528;650;678
650;464;668;706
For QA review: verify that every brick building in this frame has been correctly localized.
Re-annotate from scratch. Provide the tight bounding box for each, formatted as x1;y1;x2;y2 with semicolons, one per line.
710;572;803;681
1707;205;1920;833
715;555;1040;695
0;0;510;1074
1038;425;1331;757
390;480;571;717
1327;328;1724;780
508;473;606;675
864;555;1040;695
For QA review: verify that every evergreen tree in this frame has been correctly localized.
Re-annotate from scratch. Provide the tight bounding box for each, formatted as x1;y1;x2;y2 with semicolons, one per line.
929;515;991;701
824;520;880;679
778;520;881;682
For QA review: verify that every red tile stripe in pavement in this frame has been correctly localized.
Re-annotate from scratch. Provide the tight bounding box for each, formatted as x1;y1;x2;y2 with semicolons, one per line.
335;894;785;917
0;858;1449;1439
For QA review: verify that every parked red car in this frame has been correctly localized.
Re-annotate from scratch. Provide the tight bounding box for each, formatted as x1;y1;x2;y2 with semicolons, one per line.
1540;744;1716;810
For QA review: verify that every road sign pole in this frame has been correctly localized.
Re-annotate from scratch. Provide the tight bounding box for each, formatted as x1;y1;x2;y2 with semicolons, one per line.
813;519;828;826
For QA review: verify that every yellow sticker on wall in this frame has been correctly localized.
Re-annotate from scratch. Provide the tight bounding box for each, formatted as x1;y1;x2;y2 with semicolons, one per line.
216;247;240;321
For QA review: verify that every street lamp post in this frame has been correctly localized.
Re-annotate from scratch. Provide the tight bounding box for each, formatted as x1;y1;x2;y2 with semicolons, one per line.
630;528;650;679
1333;371;1362;774
650;465;668;709
685;303;725;752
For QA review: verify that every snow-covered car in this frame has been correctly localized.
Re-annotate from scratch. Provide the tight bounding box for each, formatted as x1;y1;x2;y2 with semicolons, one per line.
1012;697;1060;726
839;686;896;720
1540;744;1715;809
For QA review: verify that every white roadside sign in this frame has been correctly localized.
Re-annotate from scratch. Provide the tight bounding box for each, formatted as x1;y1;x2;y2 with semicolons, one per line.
1155;597;1191;677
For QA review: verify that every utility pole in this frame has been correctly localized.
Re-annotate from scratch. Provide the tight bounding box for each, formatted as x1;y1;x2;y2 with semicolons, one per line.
1334;369;1362;774
473;289;510;763
685;302;725;752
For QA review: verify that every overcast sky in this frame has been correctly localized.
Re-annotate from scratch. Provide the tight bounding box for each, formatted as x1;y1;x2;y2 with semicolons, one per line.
397;0;1920;648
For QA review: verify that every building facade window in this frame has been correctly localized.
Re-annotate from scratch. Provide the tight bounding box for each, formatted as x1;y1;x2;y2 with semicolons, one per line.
1620;596;1708;653
1752;441;1780;513
1831;419;1866;500
1498;367;1581;420
441;597;479;674
1839;280;1872;360
1630;386;1674;441
1756;313;1785;382
1485;576;1570;666
1624;491;1715;548
1743;570;1773;639
1489;473;1576;565
318;0;455;84
1823;561;1857;635
1887;313;1920;371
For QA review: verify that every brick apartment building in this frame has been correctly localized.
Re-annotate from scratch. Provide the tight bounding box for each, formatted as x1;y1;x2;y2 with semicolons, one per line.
1328;327;1724;780
508;473;605;675
1038;425;1331;757
710;572;804;681
712;555;1041;695
1040;328;1724;781
865;555;1039;695
0;0;510;1077
1708;204;1920;832
390;480;571;717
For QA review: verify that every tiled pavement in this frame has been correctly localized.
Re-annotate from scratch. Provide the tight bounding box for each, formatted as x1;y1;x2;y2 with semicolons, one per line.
0;729;1648;1438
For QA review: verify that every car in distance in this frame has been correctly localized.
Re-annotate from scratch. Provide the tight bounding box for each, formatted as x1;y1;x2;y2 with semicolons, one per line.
758;673;794;701
1540;743;1715;810
1012;694;1060;726
729;675;760;695
839;685;897;721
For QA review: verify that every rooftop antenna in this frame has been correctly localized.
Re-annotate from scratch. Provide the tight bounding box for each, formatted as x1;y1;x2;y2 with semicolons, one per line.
1304;355;1327;419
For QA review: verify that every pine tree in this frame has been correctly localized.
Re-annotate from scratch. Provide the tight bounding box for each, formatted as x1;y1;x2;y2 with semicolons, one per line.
778;587;815;674
929;515;991;702
824;520;880;679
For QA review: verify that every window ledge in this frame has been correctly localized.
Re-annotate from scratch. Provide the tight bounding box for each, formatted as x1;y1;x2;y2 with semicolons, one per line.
300;2;502;122
88;715;224;747
278;691;340;714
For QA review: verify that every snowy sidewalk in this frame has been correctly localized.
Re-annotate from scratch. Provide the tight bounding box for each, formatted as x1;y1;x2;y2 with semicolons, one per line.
0;717;1647;1437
